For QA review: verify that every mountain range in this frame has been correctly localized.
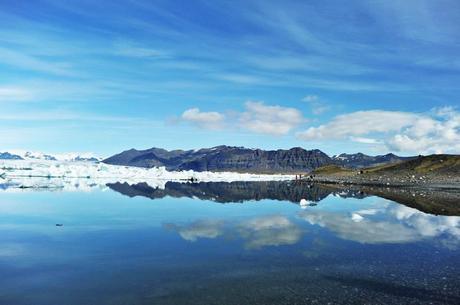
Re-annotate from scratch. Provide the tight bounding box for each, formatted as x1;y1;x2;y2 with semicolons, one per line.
0;151;100;162
103;145;414;173
0;146;419;173
0;152;24;160
332;152;415;168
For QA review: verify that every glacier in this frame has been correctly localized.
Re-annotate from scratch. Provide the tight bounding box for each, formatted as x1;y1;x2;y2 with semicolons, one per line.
0;160;294;192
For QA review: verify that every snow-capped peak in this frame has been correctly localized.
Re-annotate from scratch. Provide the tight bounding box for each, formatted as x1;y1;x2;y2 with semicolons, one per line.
7;150;101;162
52;152;102;162
24;151;57;161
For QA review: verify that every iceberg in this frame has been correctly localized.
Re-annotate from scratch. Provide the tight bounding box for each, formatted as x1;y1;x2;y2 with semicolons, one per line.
0;160;294;192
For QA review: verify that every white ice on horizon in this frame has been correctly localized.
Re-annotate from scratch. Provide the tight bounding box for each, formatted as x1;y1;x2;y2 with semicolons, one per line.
0;160;294;191
15;150;101;161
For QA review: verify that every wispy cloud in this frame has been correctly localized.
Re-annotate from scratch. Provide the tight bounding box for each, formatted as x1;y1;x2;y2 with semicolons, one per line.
113;41;167;58
0;47;75;76
0;86;34;102
302;95;330;115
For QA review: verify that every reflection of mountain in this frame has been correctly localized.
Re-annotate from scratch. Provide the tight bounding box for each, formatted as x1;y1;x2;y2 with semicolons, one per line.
321;184;460;216
108;180;460;216
107;181;331;203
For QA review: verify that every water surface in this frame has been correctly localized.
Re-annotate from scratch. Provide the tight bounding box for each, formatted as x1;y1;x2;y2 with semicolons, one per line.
0;181;459;304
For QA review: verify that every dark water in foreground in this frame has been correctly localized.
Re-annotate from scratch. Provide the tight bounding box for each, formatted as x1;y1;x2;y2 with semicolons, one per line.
0;181;459;305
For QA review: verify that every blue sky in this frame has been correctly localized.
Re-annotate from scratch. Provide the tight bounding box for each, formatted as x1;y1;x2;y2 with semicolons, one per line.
1;0;459;157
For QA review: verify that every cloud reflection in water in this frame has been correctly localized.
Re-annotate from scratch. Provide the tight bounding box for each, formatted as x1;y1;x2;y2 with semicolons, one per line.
165;202;460;249
300;203;460;246
164;215;303;249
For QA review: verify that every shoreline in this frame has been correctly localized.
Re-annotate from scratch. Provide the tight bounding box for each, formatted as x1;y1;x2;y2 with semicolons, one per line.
304;175;460;190
310;181;460;216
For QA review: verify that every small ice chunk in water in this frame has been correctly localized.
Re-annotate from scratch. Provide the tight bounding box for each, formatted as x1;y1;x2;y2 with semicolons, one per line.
300;199;309;207
351;213;364;222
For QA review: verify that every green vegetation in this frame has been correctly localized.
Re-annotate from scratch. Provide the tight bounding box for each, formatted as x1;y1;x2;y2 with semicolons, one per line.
363;154;460;175
312;165;352;175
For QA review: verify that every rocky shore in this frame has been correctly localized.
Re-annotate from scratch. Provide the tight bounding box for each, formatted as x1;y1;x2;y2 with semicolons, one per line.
315;182;460;216
309;173;460;189
307;154;460;190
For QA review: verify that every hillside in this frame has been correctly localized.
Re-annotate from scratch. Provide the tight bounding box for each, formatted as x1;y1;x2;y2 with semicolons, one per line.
312;165;352;176
363;154;460;176
311;154;460;187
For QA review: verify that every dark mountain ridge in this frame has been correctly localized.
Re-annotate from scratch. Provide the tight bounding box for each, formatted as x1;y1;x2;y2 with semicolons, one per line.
104;146;332;173
332;152;416;168
103;145;414;173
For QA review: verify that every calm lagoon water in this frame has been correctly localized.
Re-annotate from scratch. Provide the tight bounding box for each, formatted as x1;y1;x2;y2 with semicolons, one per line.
0;182;459;305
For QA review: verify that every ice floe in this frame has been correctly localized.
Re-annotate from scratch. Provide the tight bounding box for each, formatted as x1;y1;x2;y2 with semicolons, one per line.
0;160;294;191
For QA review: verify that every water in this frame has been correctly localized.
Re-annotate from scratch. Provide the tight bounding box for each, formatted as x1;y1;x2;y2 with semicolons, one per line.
0;181;459;304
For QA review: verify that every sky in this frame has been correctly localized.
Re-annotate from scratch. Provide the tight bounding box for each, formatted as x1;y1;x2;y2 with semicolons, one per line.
0;0;459;157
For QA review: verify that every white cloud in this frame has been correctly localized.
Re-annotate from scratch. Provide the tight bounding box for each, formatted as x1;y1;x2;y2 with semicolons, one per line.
180;101;305;136
386;107;460;154
297;108;460;154
181;108;225;130
350;136;382;144
297;110;419;140
302;95;330;115
239;101;305;136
